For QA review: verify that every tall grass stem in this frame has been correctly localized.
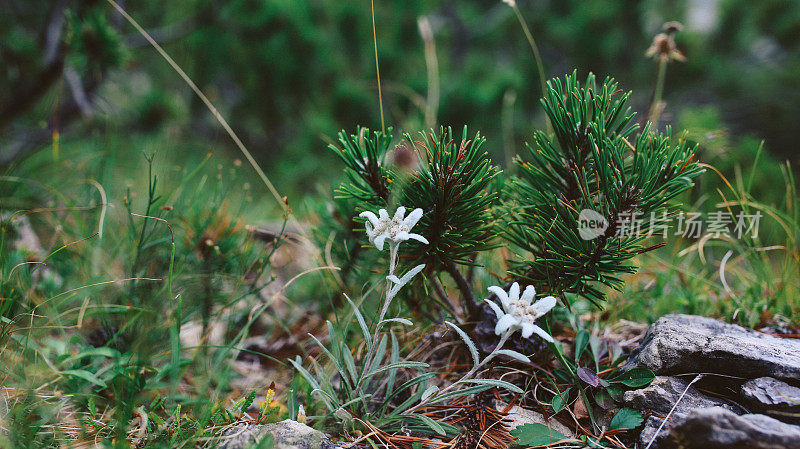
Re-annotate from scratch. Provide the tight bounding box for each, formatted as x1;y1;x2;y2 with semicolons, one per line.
510;3;551;134
371;0;386;135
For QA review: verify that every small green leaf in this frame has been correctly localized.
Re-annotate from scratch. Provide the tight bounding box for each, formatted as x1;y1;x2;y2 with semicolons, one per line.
609;367;655;388
494;349;530;363
341;346;359;386
289;357;321;391
381;318;413;326
593;389;614;410
60;369;107;388
589;334;602;370
445;321;479;369
511;423;568;446
307;333;349;388
574;329;590;362
60;347;119;366
240;391;256;413
427;384;497;404
409;414;446;436
344;294;372;349
606;385;625;401
458;378;523;394
552;387;571;413
385;331;400;398
609;408;643;430
421;385;439;401
363;361;429;380
87;396;96;417
374;334;389;369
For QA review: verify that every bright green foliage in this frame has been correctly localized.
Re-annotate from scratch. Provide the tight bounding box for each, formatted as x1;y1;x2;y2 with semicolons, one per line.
400;127;500;269
511;423;567;446
609;407;644;430
505;72;704;306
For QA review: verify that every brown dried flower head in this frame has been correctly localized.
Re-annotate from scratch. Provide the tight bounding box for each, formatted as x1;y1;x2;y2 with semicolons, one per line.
646;22;686;62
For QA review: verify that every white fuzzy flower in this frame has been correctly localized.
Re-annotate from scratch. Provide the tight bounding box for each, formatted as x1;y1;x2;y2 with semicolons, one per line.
484;282;557;342
359;207;429;251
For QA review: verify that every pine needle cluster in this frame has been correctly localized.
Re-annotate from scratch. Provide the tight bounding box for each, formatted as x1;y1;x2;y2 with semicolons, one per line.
330;126;394;211
400;127;500;270
504;72;704;306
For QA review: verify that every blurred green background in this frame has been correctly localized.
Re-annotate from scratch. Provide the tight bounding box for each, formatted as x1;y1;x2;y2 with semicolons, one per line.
1;0;799;197
0;4;798;444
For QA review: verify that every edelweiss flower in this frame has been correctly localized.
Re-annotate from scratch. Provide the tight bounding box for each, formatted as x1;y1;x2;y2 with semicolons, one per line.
485;282;557;342
359;207;428;250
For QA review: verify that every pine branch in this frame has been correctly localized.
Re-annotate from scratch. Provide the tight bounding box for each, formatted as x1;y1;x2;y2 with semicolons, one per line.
443;259;478;319
330;126;394;211
401;127;500;270
505;72;704;307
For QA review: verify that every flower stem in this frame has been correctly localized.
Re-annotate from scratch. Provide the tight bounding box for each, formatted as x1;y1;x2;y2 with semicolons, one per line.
648;56;668;127
407;331;512;413
363;242;400;384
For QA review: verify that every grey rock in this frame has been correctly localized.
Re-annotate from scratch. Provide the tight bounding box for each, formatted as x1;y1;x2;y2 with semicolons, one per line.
625;376;737;416
624;315;800;381
742;377;800;423
638;416;671;449
216;420;340;449
625;376;739;448
670;407;800;449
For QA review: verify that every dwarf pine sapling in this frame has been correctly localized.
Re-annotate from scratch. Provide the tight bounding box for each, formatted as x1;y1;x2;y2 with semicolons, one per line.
504;72;704;307
331;126;499;318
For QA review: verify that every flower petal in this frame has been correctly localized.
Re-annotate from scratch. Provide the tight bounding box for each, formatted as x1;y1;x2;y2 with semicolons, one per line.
520;285;536;303
484;299;504;318
403;208;424;229
378;208;390;222
393;206;406;221
532;296;558;317
374;234;387;251
527;323;555;343
407;233;429;245
494;314;519;336
359;211;380;227
520;322;536;339
509;282;520;302
394;231;410;242
488;286;510;311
